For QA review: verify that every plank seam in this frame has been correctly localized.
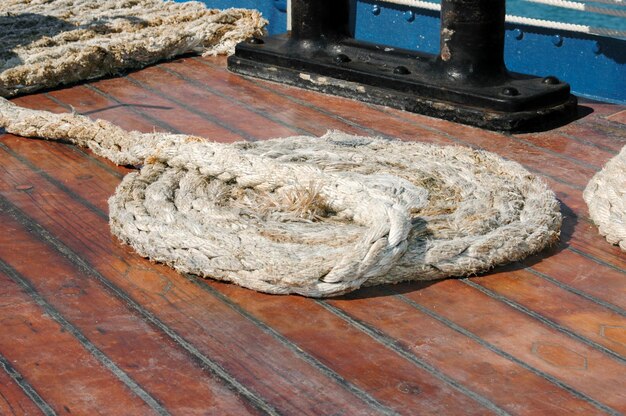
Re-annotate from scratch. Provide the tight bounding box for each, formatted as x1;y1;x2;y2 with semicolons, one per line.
316;301;512;416
0;260;171;416
193;59;626;293
45;89;183;136
567;246;626;274
0;196;279;416
0;142;109;221
522;266;626;317
196;280;400;416
157;65;312;137
123;75;255;141
462;279;626;365
397;294;622;416
0;352;56;416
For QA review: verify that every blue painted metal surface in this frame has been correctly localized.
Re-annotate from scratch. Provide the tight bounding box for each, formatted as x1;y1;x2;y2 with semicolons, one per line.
355;1;626;104
181;0;626;104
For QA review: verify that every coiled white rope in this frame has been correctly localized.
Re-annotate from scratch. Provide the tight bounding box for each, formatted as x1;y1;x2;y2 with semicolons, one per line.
0;98;562;297
584;146;626;251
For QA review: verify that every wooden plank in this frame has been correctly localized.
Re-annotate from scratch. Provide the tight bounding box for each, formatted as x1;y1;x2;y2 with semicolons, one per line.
401;279;626;412
473;271;626;358
0;208;263;415
523;248;626;310
19;62;626;301
2;58;624;416
185;62;624;272
128;65;301;140
88;77;243;141
0;143;388;415
9;112;621;413
326;293;608;415
41;59;621;308
161;58;370;137
0;271;154;415
514;131;613;170
0;357;45;416
205;280;498;415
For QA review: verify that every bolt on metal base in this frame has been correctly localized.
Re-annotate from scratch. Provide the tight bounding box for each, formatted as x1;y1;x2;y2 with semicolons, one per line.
228;0;578;132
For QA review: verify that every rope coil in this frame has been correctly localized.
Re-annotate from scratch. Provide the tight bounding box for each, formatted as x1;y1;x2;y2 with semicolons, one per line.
0;98;563;297
0;0;266;97
584;146;626;251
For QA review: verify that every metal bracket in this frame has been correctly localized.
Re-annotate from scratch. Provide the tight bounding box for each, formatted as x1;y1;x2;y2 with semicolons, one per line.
228;0;577;131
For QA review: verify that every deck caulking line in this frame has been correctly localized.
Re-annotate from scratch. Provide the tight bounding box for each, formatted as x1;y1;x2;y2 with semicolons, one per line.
316;301;512;416
397;294;623;416
522;266;626;318
0;260;170;416
123;75;256;141
0;142;109;221
567;246;626;275
157;65;313;137
0;352;56;416
558;131;619;156
196;280;400;416
0;196;279;416
45;89;183;136
463;279;626;365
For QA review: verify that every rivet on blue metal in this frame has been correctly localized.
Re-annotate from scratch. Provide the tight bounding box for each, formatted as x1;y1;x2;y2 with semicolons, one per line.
552;35;563;47
513;28;524;40
404;11;415;22
372;5;381;15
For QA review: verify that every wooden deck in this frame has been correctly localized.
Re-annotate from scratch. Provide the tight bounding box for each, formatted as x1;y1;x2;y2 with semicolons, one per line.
0;56;625;416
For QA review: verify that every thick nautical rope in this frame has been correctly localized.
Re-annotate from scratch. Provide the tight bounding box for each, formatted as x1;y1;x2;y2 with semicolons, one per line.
0;98;562;297
584;146;626;251
0;0;266;97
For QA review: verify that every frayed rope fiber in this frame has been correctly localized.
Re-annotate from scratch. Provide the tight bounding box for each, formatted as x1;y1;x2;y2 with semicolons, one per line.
0;0;265;97
584;146;626;251
0;98;562;297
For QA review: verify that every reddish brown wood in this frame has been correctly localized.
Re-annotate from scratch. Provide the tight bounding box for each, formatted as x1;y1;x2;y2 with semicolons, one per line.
0;57;624;416
0;272;153;415
0;209;262;415
327;293;607;415
89;76;243;141
474;271;626;357
208;281;497;415
524;248;626;309
0;143;386;415
162;58;367;137
606;109;626;124
401;279;626;411
0;363;44;416
128;65;301;140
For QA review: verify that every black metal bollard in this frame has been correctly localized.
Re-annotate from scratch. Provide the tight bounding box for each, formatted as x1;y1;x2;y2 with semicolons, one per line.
228;0;577;131
290;0;349;42
439;0;507;85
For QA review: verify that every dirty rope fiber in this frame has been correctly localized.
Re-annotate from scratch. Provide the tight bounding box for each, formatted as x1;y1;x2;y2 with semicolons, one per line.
584;146;626;251
0;98;562;297
0;0;265;97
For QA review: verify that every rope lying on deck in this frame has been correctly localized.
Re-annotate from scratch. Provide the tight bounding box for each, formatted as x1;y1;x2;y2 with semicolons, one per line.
0;0;265;97
584;146;626;251
0;98;562;297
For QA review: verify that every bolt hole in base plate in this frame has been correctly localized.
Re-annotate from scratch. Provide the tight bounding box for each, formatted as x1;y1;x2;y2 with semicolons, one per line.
228;35;577;132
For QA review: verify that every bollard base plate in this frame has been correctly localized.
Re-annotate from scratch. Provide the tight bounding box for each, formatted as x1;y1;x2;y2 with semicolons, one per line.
227;35;578;132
